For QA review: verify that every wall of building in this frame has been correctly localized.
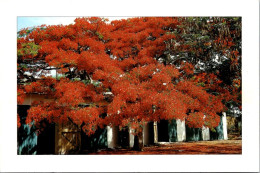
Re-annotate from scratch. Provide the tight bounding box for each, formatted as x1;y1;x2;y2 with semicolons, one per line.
21;94;52;105
19;94;230;153
17;105;37;155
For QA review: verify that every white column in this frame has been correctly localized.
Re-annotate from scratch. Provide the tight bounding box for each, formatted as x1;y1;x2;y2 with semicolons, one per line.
107;125;118;148
129;127;135;148
153;121;158;143
177;119;186;142
202;126;210;141
143;122;149;146
222;112;228;140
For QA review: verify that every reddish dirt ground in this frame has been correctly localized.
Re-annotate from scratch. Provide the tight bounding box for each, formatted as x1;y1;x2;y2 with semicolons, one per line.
89;140;242;155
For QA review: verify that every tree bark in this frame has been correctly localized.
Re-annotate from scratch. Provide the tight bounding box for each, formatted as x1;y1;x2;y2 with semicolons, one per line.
133;131;143;151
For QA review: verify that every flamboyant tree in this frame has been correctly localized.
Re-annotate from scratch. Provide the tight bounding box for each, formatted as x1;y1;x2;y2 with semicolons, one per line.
159;17;241;113
17;17;241;150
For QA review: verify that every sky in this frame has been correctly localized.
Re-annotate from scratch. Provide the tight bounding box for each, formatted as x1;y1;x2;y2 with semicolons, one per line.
17;17;130;31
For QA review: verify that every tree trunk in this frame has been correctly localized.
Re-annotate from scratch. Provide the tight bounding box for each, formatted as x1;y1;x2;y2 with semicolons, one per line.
133;131;143;151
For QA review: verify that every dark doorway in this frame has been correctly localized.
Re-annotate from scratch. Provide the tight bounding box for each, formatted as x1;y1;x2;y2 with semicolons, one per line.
168;119;177;142
186;126;202;141
119;127;129;148
37;120;55;154
17;105;55;155
157;120;169;142
210;115;224;140
81;127;108;151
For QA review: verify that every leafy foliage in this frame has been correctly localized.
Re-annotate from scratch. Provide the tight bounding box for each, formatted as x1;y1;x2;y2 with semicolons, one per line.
17;17;241;135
